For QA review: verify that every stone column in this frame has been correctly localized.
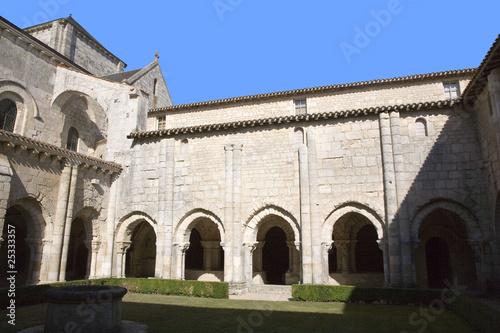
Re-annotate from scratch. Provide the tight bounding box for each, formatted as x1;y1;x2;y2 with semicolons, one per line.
298;144;312;284
349;240;357;273
104;172;119;277
0;153;12;248
116;241;131;278
38;238;52;283
306;130;322;284
47;162;74;282
232;144;243;284
378;239;390;286
321;241;333;284
224;145;234;282
468;240;484;289
337;241;351;274
201;241;220;271
243;242;257;284
25;238;42;285
379;112;402;286
252;241;266;284
174;242;190;280
161;139;175;279
391;112;412;286
58;163;79;282
89;239;102;279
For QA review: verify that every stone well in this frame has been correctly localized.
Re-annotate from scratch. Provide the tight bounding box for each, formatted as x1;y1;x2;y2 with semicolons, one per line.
44;285;127;333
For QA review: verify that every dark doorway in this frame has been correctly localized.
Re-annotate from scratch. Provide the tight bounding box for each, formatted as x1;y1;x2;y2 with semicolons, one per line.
125;221;156;277
426;237;452;289
262;227;289;285
66;218;88;281
329;234;337;273
0;207;30;286
185;228;204;269
355;224;383;272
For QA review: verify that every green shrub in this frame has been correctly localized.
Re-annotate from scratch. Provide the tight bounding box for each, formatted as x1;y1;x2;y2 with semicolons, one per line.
0;278;228;309
292;284;441;305
447;294;500;333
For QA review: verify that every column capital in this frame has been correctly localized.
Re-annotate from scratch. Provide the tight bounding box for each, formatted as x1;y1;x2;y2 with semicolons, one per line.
174;242;190;253
117;241;132;254
243;242;258;253
321;241;333;251
224;144;234;152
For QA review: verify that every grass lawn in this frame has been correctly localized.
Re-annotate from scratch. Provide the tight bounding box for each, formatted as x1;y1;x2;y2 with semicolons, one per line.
1;293;480;333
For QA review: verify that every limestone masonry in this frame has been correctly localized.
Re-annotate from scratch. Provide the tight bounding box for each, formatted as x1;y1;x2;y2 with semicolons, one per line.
1;15;500;293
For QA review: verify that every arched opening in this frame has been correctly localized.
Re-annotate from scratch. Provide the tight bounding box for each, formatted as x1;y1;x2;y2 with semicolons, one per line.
262;227;289;285
330;212;384;287
0;207;29;286
185;228;203;270
184;218;224;282
65;218;88;281
125;221;156;278
66;127;79;152
252;214;299;285
415;118;428;137
425;237;452;289
0;98;17;132
416;209;478;289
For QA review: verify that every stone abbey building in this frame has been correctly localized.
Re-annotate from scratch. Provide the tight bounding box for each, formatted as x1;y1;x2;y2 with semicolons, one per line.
1;15;500;293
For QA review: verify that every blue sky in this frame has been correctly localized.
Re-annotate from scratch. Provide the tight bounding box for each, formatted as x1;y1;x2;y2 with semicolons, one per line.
2;1;500;106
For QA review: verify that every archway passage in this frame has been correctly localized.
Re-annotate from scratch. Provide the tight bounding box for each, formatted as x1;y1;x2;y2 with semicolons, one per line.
125;221;156;278
330;212;384;287
184;218;224;281
0;207;29;286
65;218;88;281
252;214;299;285
185;228;203;270
416;209;478;289
262;227;289;285
426;237;452;289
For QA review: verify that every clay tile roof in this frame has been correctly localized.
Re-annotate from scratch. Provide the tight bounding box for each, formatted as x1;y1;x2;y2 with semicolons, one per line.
149;68;476;114
130;99;459;139
463;34;500;106
0;130;122;173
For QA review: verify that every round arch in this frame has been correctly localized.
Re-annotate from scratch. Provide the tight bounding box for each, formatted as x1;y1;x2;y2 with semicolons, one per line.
322;202;386;243
243;205;300;244
411;199;483;242
174;209;225;244
0;79;39;135
116;211;157;243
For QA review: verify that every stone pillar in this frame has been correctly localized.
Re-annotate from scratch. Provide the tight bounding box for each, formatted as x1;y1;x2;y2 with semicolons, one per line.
378;239;390;286
298;145;312;284
468;240;484;289
47;162;74;282
201;241;220;271
89;239;102;279
252;241;266;284
174;242;189;280
161;139;175;279
306;130;322;284
58;163;79;282
224;145;234;282
38;238;52;283
232;144;243;283
321;241;333;284
379;112;402;286
0;153;12;248
390;112;413;286
349;240;357;273
243;242;257;284
104;173;119;278
25;238;42;285
337;241;351;274
116;241;131;278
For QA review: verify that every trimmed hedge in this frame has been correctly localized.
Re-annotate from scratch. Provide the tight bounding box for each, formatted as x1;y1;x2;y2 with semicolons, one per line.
292;284;500;333
1;278;229;309
292;284;441;305
447;294;500;333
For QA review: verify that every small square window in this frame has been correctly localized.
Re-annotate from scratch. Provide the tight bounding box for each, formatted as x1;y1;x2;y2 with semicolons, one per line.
444;83;460;100
294;99;307;115
157;116;166;130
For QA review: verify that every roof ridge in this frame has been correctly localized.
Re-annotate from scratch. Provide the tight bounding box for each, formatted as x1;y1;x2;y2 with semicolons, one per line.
149;68;476;113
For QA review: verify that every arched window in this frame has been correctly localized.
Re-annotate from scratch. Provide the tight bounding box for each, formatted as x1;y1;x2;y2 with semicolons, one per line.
0;99;17;132
415;118;428;137
66;127;79;152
